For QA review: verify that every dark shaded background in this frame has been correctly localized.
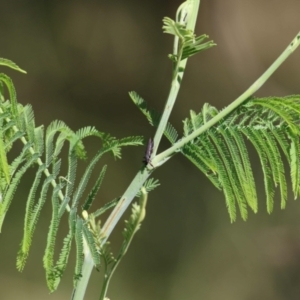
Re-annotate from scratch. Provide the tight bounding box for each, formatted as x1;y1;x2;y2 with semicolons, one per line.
1;0;300;299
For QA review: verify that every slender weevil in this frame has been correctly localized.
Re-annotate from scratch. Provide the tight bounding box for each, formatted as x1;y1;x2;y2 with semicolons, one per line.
143;138;154;167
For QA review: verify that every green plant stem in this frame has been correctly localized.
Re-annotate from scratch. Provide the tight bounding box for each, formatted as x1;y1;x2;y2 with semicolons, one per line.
71;237;93;300
152;45;186;157
152;0;200;156
152;30;300;166
71;169;152;300
152;75;182;156
101;170;152;239
71;27;300;300
99;188;148;300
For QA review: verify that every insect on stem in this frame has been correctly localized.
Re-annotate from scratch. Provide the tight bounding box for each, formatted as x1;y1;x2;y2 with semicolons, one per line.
143;138;154;167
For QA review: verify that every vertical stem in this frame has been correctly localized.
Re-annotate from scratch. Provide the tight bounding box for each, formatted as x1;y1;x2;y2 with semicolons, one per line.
71;237;94;300
152;0;200;156
71;169;152;300
152;78;182;156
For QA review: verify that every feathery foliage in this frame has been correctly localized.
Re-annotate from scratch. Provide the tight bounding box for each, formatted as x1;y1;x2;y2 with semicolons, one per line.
0;59;145;291
182;96;300;221
162;16;215;63
1;1;300;298
74;217;84;287
129;91;178;144
135;178;160;198
130;88;300;222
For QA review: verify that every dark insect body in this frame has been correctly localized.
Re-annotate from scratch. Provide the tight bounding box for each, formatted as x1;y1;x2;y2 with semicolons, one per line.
143;138;154;166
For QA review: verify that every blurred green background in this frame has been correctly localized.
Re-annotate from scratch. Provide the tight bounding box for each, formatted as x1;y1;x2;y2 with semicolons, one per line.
1;0;300;299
